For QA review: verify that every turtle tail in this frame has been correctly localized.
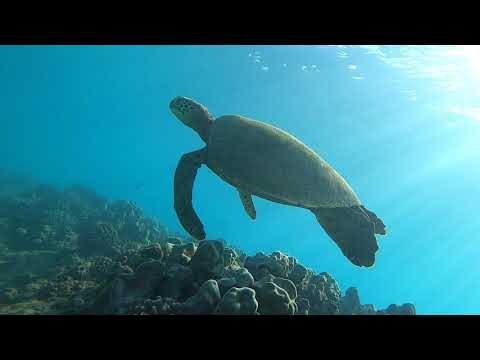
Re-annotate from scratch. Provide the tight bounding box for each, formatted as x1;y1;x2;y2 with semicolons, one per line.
312;206;385;267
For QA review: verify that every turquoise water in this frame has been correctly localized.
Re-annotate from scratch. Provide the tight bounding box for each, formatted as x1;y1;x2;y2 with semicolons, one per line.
1;45;479;314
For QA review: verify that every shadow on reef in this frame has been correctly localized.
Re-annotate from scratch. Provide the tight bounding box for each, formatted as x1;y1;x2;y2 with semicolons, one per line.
0;182;415;315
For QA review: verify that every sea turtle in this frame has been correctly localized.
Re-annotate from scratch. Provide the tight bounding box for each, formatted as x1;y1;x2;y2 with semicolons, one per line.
169;96;386;267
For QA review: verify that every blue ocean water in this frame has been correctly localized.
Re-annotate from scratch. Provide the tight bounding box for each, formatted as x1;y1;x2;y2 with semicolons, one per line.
1;45;479;314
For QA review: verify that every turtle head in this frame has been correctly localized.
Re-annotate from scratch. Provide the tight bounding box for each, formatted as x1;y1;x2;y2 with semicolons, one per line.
170;96;213;143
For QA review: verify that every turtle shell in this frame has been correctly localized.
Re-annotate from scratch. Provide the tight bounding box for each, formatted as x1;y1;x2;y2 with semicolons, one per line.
206;115;361;209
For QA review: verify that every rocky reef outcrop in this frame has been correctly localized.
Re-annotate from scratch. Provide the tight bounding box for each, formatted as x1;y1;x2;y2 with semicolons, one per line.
0;181;416;315
339;286;416;315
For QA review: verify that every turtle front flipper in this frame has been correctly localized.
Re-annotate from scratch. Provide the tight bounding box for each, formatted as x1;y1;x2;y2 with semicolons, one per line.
238;189;256;220
174;148;208;240
312;206;380;267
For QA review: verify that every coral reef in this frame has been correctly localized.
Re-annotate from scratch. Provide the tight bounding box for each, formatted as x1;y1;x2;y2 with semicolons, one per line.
215;287;258;315
244;251;296;280
254;274;297;315
190;240;225;283
338;287;416;315
176;279;221;314
296;298;310;315
0;181;416;315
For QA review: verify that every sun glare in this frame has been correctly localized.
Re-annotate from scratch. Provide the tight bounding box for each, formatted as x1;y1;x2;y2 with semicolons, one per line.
456;45;480;79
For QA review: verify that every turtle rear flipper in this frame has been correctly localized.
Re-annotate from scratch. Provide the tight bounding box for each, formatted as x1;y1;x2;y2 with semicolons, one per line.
312;206;380;267
174;148;207;240
360;205;386;235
